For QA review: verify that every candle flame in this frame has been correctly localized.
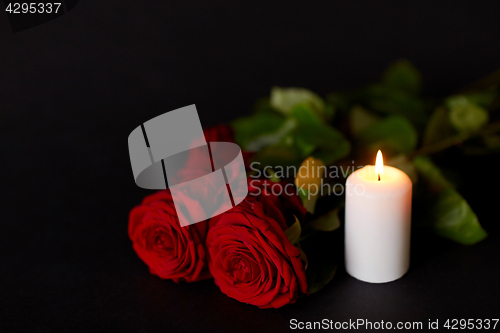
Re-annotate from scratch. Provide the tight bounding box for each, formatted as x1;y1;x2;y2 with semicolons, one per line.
375;150;383;180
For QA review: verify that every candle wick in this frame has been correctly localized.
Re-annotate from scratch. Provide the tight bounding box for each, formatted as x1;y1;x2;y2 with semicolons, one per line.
378;174;380;181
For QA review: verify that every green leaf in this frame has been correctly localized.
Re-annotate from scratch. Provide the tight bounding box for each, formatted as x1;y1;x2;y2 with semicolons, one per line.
284;216;302;245
422;107;454;146
310;208;341;232
446;96;489;134
289;103;324;125
413;156;487;245
253;142;301;168
270;86;325;117
245;118;297;152
306;261;337;294
412;156;453;191
290;104;351;164
349;105;381;137
294;136;317;157
430;188;488;245
382;59;422;95
312;139;351;166
362;84;428;128
358;115;418;155
231;113;286;150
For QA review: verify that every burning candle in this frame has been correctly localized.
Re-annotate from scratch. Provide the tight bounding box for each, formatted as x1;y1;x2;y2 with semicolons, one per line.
345;150;412;283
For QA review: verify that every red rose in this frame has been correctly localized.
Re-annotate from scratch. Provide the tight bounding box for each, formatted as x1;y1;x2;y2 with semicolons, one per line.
128;190;211;282
206;180;308;309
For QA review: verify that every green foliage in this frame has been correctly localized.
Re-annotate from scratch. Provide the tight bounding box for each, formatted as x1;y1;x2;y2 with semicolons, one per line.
245;118;297;152
412;156;453;191
349;105;381;138
231;60;498;248
270;86;325;118
446;96;489;134
231;113;287;151
413;156;487;245
422;107;453;146
253;142;301;168
430;188;487;245
358;115;418;155
292;104;351;165
360;84;428;128
449;91;497;108
232;102;350;168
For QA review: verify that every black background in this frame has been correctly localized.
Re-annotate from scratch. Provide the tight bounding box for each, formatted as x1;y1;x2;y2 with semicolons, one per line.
1;1;499;331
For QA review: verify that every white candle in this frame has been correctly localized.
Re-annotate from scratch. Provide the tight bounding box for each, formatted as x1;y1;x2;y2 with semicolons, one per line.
345;151;412;283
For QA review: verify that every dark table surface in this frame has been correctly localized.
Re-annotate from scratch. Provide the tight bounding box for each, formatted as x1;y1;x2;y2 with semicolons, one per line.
1;1;499;331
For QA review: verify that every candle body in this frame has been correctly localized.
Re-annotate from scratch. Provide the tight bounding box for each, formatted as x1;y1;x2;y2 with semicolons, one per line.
345;165;412;283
